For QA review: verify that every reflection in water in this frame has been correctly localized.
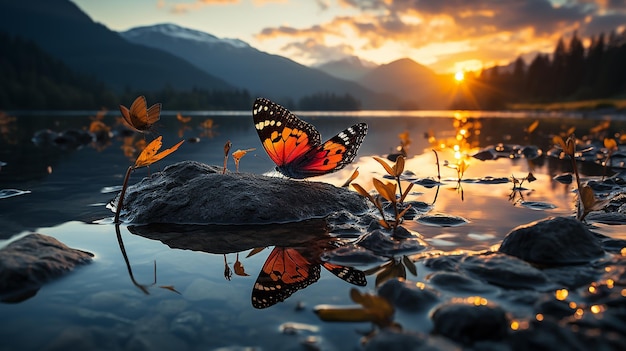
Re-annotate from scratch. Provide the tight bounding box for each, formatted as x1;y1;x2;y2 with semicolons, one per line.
122;221;367;308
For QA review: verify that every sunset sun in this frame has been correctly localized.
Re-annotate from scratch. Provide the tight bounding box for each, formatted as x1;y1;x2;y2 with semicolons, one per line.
454;71;465;82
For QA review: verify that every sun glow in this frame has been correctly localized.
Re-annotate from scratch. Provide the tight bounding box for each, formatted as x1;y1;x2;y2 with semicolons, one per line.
454;71;465;82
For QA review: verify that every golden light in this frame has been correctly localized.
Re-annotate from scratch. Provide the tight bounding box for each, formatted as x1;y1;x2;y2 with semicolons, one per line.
555;289;569;301
454;71;465;82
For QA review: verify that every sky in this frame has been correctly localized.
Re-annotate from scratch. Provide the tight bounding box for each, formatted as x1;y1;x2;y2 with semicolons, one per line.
71;0;626;74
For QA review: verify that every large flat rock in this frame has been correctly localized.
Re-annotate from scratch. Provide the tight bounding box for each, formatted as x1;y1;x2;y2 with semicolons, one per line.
114;161;369;225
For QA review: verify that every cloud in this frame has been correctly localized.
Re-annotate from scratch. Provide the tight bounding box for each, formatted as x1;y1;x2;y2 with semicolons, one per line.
169;0;239;14
256;0;626;71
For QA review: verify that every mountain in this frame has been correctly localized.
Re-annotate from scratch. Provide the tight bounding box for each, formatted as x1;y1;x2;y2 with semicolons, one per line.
0;0;233;92
315;56;378;81
119;24;395;109
357;58;452;109
0;31;117;109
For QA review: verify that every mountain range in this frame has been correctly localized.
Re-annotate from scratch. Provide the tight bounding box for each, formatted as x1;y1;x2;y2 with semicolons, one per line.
0;0;454;109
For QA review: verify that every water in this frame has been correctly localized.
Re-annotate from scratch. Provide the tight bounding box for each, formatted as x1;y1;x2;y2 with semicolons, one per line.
0;110;625;350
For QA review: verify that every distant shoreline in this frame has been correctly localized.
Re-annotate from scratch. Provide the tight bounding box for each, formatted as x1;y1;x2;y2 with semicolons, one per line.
507;98;626;112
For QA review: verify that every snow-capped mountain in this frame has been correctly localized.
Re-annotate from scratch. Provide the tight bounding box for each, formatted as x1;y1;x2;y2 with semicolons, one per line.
122;23;249;49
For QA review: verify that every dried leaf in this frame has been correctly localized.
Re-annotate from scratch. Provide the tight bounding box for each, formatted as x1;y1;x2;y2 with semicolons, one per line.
246;247;266;258
398;204;412;219
394;155;405;176
553;136;566;150
580;186;596;211
159;285;181;294
352;183;374;203
341;168;360;187
373;178;396;203
176;113;191;123
399;183;414;203
134;136;184;169
234;260;249;276
402;256;417;276
604;138;618;151
373;157;396;176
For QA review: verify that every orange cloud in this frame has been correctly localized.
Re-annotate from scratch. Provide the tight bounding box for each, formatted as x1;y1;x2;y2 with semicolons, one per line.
255;0;624;72
170;0;239;14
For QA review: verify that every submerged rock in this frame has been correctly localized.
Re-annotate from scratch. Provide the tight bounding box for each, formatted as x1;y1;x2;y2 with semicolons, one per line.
377;278;440;312
0;233;93;302
431;300;509;345
498;216;605;265
114;161;369;224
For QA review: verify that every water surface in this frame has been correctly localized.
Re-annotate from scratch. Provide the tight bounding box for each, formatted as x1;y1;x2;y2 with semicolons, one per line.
0;110;624;349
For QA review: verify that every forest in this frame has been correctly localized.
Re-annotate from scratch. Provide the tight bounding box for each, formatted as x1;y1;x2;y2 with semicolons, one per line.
452;30;626;110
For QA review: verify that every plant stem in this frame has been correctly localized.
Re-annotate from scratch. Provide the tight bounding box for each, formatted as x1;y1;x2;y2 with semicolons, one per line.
432;149;441;181
114;166;133;224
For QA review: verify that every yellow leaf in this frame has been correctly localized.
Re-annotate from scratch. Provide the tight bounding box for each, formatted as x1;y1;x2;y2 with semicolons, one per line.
341;168;359;187
134;136;184;169
232;148;256;161
527;120;539;134
394;155;405;176
580;185;596;210
246;247;266;258
373;178;396;203
373;157;395;176
398;204;412;219
565;135;576;156
234;260;249;276
399;183;414;203
604;138;617;150
352;183;374;203
553;136;566;150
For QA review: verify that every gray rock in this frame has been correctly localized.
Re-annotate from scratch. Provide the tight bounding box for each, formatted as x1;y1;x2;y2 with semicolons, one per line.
378;278;440;312
498;217;605;265
431;301;509;345
460;253;553;290
0;233;93;302
114;161;369;224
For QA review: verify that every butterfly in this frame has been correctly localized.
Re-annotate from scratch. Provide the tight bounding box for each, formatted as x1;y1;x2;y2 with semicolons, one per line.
251;246;367;309
119;95;161;133
252;98;368;179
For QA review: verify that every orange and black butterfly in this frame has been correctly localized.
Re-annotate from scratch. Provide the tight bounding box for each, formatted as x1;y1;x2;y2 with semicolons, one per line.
119;96;161;133
252;98;367;179
251;246;366;309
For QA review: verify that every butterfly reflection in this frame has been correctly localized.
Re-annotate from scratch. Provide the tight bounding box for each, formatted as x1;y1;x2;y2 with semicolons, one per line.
251;245;367;309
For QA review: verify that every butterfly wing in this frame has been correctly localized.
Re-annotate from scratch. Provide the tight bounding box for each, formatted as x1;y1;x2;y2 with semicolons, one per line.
252;247;321;309
286;122;368;178
253;97;321;169
322;262;367;286
119;96;160;132
145;102;162;126
252;98;368;178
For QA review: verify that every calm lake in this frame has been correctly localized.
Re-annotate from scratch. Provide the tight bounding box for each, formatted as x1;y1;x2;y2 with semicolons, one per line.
1;109;625;350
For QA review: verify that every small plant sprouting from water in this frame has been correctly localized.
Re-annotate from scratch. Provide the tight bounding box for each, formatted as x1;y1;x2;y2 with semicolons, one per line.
352;156;413;232
114;136;184;224
553;134;610;221
602;137;618;180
